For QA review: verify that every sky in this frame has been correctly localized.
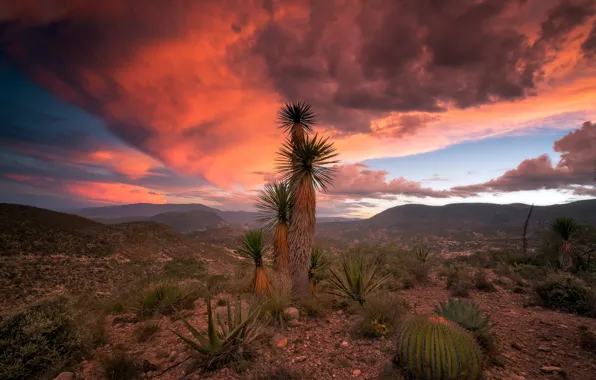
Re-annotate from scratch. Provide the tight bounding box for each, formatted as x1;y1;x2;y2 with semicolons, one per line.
0;0;595;218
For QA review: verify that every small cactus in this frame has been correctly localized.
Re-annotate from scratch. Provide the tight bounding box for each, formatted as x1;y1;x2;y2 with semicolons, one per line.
395;315;482;380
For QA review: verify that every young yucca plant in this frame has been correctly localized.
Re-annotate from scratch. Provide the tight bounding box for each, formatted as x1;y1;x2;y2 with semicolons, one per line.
256;181;292;278
277;101;316;144
309;248;331;294
237;229;271;296
412;244;433;263
327;251;389;306
549;217;579;270
277;132;339;300
171;296;263;371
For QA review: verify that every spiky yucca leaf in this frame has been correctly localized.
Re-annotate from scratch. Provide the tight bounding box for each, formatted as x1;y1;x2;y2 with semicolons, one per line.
276;133;339;193
413;244;433;263
256;181;292;230
434;299;495;336
236;230;271;295
256;181;292;276
327;251;388;305
550;217;579;242
277;101;316;143
171;296;263;371
395;316;482;380
309;248;331;294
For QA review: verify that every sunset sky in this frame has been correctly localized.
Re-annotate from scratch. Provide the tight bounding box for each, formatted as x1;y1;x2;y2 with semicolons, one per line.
0;0;595;217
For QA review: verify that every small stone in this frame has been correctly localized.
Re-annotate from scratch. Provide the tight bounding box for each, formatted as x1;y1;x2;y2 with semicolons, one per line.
353;369;361;376
287;319;301;327
272;333;288;348
537;345;551;352
157;347;170;358
341;341;349;347
295;355;307;362
283;307;300;321
146;371;154;377
511;342;523;351
53;372;74;380
142;359;158;373
540;366;563;373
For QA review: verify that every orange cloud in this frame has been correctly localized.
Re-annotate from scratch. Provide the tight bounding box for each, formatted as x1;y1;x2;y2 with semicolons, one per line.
65;182;167;205
86;148;163;179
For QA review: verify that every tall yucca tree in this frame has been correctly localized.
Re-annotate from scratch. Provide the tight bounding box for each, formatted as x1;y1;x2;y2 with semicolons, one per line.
277;133;339;300
237;229;271;295
256;181;292;278
277;101;315;145
549;217;579;270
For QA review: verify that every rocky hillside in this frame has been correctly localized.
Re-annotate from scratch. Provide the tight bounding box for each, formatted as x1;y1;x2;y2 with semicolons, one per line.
316;199;596;245
0;204;233;314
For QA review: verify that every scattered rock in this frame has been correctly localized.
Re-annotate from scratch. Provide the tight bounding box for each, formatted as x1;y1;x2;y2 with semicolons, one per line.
498;277;514;287
157;347;170;358
53;373;74;380
283;307;300;321
341;341;349;347
353;369;361;376
272;333;288;348
287;319;302;327
142;359;158;373
540;366;563;374
511;342;524;351
295;355;307;363
537;345;551;352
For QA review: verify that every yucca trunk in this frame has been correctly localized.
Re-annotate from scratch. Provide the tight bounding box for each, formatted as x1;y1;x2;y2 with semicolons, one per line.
273;222;291;278
253;267;271;296
288;176;316;301
291;124;306;145
559;240;573;270
309;279;316;295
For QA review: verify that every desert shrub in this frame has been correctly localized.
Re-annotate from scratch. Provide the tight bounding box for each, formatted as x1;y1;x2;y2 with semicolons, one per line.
328;250;388;305
206;274;230;294
395;316;482;380
412;243;434;263
0;296;86;380
435;299;497;353
411;263;431;284
473;270;496;292
134;321;159;343
172;296;263;372
446;264;472;297
401;277;415;289
355;295;409;338
163;257;206;280
300;296;328;318
133;280;200;319
578;325;596;352
534;274;596;317
225;264;254;294
260;280;292;326
100;352;140;380
91;315;109;347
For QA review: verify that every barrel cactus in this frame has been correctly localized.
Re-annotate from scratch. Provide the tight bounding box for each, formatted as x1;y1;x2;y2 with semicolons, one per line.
395;315;482;380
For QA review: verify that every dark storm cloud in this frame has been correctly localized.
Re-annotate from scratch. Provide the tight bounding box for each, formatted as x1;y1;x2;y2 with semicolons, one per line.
582;21;596;54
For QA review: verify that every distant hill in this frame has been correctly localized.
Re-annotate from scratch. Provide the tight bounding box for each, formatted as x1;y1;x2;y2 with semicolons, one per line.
72;203;362;230
0;203;233;314
316;199;596;245
148;210;227;233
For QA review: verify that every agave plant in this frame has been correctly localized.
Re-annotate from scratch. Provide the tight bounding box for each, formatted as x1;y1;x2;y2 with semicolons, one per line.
435;298;496;349
256;181;292;277
237;229;271;295
277;132;338;300
277;101;315;145
327;251;388;305
171;296;262;370
309;248;331;294
395;315;482;380
549;217;579;270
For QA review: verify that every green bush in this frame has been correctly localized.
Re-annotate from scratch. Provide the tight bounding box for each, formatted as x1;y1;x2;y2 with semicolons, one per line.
395;316;482;380
0;296;86;380
473;270;496;292
446;265;472;297
534;274;596;317
133;280;200;319
328;250;388;305
100;352;140;380
355;295;408;338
